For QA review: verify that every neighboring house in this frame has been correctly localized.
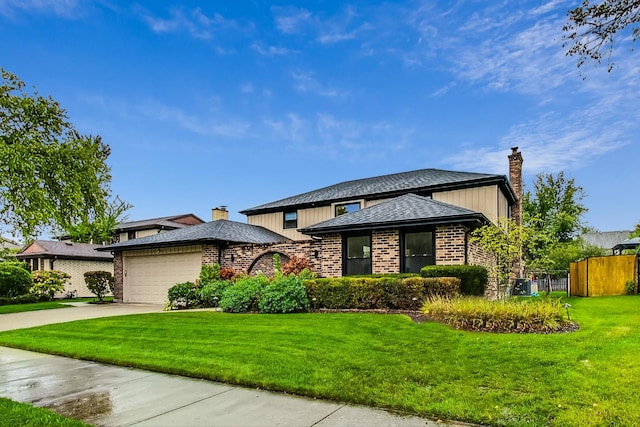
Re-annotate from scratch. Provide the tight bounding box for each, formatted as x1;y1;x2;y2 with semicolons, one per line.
1;236;21;252
613;237;640;255
17;240;114;297
113;213;205;243
581;231;631;254
100;148;524;304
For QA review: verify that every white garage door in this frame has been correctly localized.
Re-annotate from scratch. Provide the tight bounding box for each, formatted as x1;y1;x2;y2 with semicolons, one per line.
123;251;202;304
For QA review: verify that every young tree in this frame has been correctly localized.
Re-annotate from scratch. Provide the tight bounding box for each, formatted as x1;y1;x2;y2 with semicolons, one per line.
0;69;114;239
563;0;640;71
63;196;132;244
84;271;115;302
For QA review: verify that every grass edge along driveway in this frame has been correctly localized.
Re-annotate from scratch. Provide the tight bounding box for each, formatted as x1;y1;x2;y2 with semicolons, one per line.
1;296;639;426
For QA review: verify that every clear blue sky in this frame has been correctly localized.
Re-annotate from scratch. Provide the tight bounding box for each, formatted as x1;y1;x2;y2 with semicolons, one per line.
2;0;638;236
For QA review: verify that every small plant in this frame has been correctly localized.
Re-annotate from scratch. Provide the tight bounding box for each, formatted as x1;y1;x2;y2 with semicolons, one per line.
259;275;309;313
30;270;70;300
0;263;32;298
199;280;231;307
167;282;199;309
281;255;312;276
625;280;636;295
200;264;221;283
220;267;237;281
84;271;114;302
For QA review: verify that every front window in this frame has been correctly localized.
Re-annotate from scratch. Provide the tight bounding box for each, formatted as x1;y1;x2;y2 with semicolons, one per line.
344;234;371;275
335;202;361;216
283;211;298;229
403;231;434;273
127;231;136;240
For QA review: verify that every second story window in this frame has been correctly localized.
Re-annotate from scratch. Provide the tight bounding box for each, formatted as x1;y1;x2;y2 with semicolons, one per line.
283;211;298;229
335;202;361;216
128;231;136;240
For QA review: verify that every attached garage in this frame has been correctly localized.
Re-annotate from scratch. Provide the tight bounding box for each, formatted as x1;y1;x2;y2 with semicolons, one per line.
123;245;202;304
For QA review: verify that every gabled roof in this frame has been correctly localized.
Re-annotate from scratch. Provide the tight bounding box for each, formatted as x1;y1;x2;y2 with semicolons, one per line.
613;237;640;251
115;213;205;232
581;231;631;250
299;193;488;236
99;219;290;251
240;168;516;216
1;236;21;250
16;240;113;261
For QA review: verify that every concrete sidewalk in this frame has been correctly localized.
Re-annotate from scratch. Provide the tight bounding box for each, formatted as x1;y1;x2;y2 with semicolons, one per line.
0;347;464;427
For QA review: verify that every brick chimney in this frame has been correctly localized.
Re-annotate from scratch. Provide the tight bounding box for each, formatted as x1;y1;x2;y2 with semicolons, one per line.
212;206;228;221
508;147;523;226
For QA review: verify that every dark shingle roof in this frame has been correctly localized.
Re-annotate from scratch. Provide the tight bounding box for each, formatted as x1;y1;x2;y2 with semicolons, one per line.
241;168;515;215
115;214;204;232
99;220;290;251
16;240;113;261
299;193;488;235
613;236;640;251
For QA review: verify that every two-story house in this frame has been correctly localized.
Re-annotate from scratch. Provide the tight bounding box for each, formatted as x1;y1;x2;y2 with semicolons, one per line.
100;148;523;304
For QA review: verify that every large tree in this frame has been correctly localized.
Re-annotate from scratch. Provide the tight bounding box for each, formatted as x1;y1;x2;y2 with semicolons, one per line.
0;69;113;239
63;196;132;244
563;0;640;70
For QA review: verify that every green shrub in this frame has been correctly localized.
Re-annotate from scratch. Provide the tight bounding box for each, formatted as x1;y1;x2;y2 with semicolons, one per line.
305;276;461;310
200;264;221;284
30;270;70;300
422;296;569;333
0;294;39;305
199;280;231;307
220;267;237;281
167;282;199;308
420;265;488;296
220;274;269;313
84;271;114;302
0;264;32;298
259;275;309;313
625;280;636;295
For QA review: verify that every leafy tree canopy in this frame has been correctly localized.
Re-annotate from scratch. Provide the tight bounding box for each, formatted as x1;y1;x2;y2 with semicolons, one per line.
630;220;640;238
0;68;115;239
563;0;640;71
63;196;132;244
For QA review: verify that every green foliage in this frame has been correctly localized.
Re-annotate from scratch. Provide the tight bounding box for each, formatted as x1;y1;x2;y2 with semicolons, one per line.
219;274;269;313
422;296;569;333
199;263;221;283
304;276;461;310
625;280;637;295
469;217;529;291
420;265;488;295
259;275;309;313
631;221;640;239
199;280;231;307
0;397;90;427
30;270;70;300
0;264;33;298
539;239;605;271
272;253;282;277
0;294;39;306
167;282;199;309
83;271;114;302
64;196;132;244
0;69;116;239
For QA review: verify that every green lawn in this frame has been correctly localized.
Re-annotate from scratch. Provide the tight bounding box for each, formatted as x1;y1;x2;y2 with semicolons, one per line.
0;296;639;426
0;297;113;314
0;397;88;427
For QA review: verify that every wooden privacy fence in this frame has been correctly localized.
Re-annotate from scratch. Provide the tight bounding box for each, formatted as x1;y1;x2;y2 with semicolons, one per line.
570;255;639;296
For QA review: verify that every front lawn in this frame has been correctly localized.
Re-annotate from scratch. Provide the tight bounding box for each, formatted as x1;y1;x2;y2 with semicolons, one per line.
0;397;88;427
0;297;113;315
0;296;639;426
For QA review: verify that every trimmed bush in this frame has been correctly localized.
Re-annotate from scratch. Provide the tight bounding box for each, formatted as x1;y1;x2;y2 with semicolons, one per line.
0;294;39;305
167;282;199;308
305;276;461;310
219;274;269;313
30;270;70;300
199;280;231;307
84;271;114;302
259;275;309;313
200;264;221;283
422;296;570;333
420;265;488;296
281;255;312;276
0;264;32;298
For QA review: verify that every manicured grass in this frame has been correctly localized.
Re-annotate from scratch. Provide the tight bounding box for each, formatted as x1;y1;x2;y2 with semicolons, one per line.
1;296;639;426
0;397;88;427
0;296;114;314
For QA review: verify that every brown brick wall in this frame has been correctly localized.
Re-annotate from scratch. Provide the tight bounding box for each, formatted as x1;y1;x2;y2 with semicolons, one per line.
113;252;123;302
372;230;400;274
202;244;220;264
435;225;467;265
318;234;342;277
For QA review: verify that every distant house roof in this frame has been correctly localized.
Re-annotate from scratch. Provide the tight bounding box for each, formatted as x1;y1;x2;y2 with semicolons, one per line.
581;231;631;250
99;219;290;251
240;168;516;216
299;193;488;236
16;240;113;261
115;213;205;233
1;236;21;250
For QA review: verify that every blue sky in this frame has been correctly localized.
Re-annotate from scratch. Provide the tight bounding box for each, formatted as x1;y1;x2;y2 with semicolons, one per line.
1;0;638;236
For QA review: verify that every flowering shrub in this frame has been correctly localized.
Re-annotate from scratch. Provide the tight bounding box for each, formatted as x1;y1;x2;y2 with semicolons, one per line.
31;270;70;300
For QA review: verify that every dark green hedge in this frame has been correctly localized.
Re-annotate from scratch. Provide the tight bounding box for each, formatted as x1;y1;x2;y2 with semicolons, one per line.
420;265;488;296
304;276;461;310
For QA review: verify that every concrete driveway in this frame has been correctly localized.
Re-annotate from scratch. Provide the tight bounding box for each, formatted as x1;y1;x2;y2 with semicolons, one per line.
0;302;164;332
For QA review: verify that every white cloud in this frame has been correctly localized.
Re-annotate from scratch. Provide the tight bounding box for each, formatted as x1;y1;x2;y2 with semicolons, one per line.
272;6;312;34
250;42;294;56
0;0;81;18
136;6;239;40
291;72;348;98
